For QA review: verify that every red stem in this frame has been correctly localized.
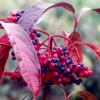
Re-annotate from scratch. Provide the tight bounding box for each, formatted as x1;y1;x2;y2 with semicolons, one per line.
39;38;49;48
52;36;58;47
0;43;11;47
34;29;50;36
53;35;80;61
3;71;21;79
41;49;48;55
48;35;53;55
34;29;80;61
3;72;13;76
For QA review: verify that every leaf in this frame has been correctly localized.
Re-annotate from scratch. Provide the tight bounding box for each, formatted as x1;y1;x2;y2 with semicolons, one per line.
68;31;83;62
18;2;75;33
82;42;100;59
68;41;100;59
78;91;97;100
68;90;97;100
1;22;41;100
44;2;75;14
0;34;11;79
18;2;52;33
78;7;100;23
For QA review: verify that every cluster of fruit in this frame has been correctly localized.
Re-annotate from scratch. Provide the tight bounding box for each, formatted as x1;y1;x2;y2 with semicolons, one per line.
11;28;93;86
7;11;24;22
38;46;93;85
31;31;93;85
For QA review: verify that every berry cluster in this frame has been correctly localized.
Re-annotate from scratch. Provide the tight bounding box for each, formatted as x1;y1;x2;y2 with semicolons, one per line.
38;46;93;85
30;30;41;50
11;30;93;86
7;10;24;22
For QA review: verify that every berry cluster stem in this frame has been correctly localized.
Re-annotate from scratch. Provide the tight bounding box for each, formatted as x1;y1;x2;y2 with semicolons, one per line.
0;43;11;47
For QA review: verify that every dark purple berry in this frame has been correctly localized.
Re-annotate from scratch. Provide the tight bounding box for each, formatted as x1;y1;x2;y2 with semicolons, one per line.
46;80;53;85
36;32;41;37
66;59;72;65
11;50;15;56
34;37;39;42
16;13;21;17
32;40;36;45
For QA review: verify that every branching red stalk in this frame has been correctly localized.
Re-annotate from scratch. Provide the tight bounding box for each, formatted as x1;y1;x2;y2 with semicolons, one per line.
39;38;49;48
52;36;58;47
42;44;48;47
68;41;88;49
41;49;48;55
35;29;80;61
34;29;50;36
48;35;53;55
53;35;80;61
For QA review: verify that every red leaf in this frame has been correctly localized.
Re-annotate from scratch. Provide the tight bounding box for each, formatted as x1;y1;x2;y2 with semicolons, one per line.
68;91;97;100
93;8;100;14
18;2;75;33
44;2;75;14
77;91;97;100
83;42;100;58
1;22;41;100
18;2;52;33
0;34;11;79
68;31;83;62
78;8;100;23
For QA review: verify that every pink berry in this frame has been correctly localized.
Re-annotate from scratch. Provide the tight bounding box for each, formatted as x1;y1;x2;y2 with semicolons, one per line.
7;16;17;22
58;78;62;83
50;62;55;70
83;71;88;77
60;55;66;62
83;66;88;71
52;72;58;77
57;47;62;53
76;65;81;70
30;33;36;39
53;53;58;58
63;77;70;83
52;50;56;54
79;72;85;78
88;71;93;76
66;68;70;73
45;52;49;57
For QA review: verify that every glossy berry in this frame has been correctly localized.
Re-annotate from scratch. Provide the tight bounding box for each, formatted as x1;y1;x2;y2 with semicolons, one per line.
12;56;16;60
36;32;41;37
11;50;15;56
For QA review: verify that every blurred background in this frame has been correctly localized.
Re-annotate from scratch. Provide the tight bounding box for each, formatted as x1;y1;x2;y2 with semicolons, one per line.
0;0;100;100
